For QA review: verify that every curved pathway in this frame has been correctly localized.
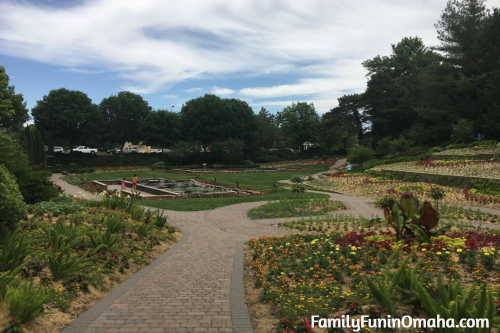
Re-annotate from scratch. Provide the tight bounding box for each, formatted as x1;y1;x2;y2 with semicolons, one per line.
54;167;500;333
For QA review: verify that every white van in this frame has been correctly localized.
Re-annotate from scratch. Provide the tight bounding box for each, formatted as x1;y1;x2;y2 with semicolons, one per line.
122;147;138;153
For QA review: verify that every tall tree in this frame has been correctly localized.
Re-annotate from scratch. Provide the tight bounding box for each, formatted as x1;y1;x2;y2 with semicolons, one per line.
277;102;320;150
0;66;29;131
362;37;437;142
140;110;181;148
100;91;152;150
253;107;283;149
180;94;257;147
31;88;100;149
321;94;366;153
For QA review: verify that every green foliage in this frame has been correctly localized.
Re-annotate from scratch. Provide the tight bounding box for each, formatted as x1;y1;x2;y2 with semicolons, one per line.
153;210;168;229
277;102;320;149
290;175;303;183
88;214;123;252
5;280;48;325
429;146;444;153
45;249;94;281
32;88;103;149
180;94;257;147
40;220;88;252
0;165;26;238
374;194;399;209
23;125;44;165
0;267;23;300
413;276;496;333
364;192;448;242
291;183;307;194
0;132;58;204
451;118;474;142
133;223;155;237
0;230;31;273
347;146;374;165
248;195;345;219
27;197;85;217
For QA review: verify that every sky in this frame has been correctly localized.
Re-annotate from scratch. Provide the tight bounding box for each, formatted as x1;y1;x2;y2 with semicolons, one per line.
1;0;499;117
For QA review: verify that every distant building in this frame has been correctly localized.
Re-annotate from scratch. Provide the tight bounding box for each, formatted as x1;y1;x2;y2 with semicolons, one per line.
302;142;318;151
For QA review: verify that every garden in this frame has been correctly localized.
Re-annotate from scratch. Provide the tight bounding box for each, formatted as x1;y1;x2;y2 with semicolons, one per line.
308;173;500;210
0;194;180;333
246;193;500;332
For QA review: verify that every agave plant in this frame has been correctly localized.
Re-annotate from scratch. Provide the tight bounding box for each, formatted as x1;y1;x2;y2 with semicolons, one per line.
363;192;449;243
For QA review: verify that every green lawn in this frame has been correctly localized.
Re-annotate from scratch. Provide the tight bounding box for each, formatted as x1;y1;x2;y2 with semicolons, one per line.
140;190;328;211
90;170;190;181
199;171;324;191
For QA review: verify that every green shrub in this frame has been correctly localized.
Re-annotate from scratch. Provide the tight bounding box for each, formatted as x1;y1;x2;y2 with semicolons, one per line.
0;132;58;204
291;183;307;194
347;146;374;165
5;280;48;325
0;165;26;239
0;267;22;300
45;249;94;281
429;146;443;153
0;230;31;273
27;197;85;217
290;175;303;183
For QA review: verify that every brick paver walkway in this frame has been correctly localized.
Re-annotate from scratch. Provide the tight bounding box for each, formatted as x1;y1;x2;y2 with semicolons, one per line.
53;168;500;333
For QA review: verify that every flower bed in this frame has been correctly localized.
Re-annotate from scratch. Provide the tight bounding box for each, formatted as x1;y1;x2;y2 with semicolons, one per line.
248;231;500;332
309;175;500;209
371;159;500;179
0;195;180;333
247;196;346;219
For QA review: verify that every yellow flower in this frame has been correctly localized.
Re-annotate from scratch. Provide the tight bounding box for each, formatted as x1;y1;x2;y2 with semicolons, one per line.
437;252;442;255
457;249;463;253
422;248;426;252
485;252;490;256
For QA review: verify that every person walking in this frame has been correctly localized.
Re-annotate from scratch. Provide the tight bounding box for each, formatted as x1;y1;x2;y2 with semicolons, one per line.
346;163;352;172
132;174;138;192
121;178;126;193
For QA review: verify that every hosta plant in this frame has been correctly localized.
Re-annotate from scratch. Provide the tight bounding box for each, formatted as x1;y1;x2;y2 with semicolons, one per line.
363;192;449;243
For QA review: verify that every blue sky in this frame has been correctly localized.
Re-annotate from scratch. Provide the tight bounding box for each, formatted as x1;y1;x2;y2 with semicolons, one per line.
1;0;499;116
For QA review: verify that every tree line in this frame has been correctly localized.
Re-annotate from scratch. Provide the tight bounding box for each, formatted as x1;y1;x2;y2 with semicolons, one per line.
1;0;498;162
324;0;500;155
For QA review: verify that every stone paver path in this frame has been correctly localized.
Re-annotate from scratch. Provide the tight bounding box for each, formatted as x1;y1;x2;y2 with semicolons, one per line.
53;168;500;333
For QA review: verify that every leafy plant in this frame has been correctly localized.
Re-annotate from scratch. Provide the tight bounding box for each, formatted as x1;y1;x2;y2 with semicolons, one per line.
0;230;32;273
0;165;27;239
5;280;48;325
40;220;88;252
291;183;307;194
413;276;496;333
429;186;446;210
153;210;168;229
0;267;22;300
363;192;449;242
27;198;85;217
290;175;303;183
45;249;94;281
134;223;155;237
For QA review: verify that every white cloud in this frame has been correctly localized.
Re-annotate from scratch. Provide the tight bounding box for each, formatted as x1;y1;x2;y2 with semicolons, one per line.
211;86;234;95
2;0;499;112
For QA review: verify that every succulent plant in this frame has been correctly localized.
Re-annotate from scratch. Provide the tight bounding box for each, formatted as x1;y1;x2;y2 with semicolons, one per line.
364;192;449;243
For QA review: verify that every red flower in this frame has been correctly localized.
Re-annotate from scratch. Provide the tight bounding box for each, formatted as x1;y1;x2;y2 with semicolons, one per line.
9;318;15;323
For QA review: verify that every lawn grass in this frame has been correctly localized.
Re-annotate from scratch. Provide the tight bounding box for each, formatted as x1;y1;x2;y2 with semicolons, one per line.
247;195;346;219
90;170;190;181
140;190;328;211
199;171;323;190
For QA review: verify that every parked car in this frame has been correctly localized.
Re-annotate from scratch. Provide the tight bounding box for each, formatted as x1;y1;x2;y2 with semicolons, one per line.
122;147;138;153
162;148;172;154
150;148;163;154
73;146;98;154
53;146;64;154
107;147;121;154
